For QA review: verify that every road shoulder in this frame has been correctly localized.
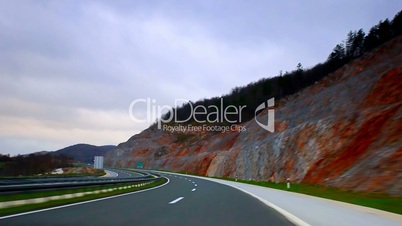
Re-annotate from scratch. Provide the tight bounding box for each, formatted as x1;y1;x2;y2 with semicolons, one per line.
160;172;402;226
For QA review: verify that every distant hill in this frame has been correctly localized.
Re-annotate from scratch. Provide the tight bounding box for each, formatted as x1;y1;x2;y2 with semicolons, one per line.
52;144;116;163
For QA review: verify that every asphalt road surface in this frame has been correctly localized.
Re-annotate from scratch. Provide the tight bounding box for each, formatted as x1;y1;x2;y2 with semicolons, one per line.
104;168;145;178
0;173;293;226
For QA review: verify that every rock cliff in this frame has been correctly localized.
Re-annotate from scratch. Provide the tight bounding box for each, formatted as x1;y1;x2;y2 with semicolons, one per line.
106;36;402;195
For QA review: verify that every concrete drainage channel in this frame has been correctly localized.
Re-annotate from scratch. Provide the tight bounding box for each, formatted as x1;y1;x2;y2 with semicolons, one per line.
0;181;154;209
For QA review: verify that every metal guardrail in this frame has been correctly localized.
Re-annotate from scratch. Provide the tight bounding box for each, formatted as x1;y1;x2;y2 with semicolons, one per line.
0;172;162;193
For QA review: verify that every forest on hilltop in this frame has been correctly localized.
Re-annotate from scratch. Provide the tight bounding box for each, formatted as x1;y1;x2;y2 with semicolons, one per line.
0;153;73;176
160;10;402;125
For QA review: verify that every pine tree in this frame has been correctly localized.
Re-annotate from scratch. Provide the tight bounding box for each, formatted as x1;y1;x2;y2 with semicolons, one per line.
328;43;346;61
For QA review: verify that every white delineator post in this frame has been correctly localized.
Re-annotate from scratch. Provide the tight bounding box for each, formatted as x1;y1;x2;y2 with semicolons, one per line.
287;177;290;189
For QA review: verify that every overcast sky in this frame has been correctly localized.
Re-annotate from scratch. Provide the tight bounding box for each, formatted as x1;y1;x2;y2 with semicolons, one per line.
0;0;401;155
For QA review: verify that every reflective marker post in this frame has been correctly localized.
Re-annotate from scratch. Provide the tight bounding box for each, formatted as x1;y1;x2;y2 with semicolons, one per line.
287;178;290;189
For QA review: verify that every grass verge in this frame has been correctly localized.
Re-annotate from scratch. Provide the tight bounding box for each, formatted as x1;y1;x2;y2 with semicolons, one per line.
0;177;167;216
220;178;402;215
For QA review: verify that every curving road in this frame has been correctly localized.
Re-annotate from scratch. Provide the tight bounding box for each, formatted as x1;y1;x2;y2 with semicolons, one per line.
103;168;145;178
0;172;293;226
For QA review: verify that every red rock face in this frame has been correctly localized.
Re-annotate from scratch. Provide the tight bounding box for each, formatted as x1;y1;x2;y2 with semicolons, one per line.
106;36;402;195
303;104;400;183
361;68;402;107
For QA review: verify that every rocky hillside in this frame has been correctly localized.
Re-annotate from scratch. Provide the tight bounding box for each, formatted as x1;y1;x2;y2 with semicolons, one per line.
106;36;402;195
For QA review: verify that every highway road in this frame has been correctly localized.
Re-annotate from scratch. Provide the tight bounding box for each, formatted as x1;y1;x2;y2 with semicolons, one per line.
0;172;293;226
0;168;142;187
103;168;145;178
0;168;153;194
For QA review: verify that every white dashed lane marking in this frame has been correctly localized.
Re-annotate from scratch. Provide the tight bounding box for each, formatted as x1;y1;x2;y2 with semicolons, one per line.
169;197;184;204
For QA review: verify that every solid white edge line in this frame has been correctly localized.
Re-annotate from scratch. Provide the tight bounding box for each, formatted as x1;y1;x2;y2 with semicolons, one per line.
230;186;310;226
0;177;170;220
156;171;310;226
101;170;119;178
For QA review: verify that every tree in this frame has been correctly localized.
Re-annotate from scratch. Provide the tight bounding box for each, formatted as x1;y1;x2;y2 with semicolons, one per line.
344;29;366;58
377;19;392;43
345;31;355;58
352;29;365;57
364;25;380;52
391;10;402;36
328;43;346;61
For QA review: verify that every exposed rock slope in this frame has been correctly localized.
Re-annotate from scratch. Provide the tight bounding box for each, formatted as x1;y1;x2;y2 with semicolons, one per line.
106;36;402;194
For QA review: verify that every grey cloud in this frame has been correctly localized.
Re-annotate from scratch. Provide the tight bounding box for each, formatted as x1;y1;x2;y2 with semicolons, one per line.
0;0;401;155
